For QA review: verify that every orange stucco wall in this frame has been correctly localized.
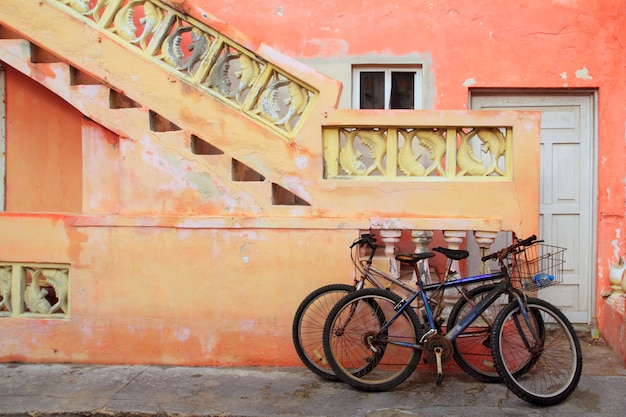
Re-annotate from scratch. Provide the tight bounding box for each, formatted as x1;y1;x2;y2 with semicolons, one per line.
0;212;357;365
0;0;624;366
5;67;83;212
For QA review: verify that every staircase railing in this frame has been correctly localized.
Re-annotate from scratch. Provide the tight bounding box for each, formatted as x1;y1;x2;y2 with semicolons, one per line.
49;0;325;140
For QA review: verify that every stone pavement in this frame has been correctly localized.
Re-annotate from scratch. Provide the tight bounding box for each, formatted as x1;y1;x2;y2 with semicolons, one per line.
0;336;624;417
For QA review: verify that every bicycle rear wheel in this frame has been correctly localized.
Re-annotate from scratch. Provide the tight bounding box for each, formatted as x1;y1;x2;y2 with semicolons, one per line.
490;297;582;406
447;283;511;383
323;288;423;392
292;284;354;380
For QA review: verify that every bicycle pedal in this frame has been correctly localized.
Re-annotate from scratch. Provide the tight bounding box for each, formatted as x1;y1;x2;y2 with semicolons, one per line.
436;373;444;386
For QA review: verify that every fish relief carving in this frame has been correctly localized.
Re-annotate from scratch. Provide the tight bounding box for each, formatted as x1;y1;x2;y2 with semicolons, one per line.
274;81;309;131
255;79;288;122
232;54;261;103
475;128;507;176
111;1;142;42
456;129;490;176
339;129;367;176
178;28;211;74
356;129;387;175
130;1;164;50
398;131;427;176
339;129;387;176
207;50;238;96
159;25;191;68
0;267;11;313
23;269;69;315
416;129;446;176
40;269;69;314
24;270;52;315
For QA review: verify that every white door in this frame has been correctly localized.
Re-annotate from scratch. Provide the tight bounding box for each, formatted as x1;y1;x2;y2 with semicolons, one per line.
470;92;596;324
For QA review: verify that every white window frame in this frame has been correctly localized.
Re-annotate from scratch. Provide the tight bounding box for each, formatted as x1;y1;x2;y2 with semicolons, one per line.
352;65;423;110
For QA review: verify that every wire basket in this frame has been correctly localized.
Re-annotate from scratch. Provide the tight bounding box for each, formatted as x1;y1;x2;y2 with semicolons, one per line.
509;242;566;291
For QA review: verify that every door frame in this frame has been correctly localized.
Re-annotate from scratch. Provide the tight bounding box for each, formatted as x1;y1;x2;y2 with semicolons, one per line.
468;88;598;323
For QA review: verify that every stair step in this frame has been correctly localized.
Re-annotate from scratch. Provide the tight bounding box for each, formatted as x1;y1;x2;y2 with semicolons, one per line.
109;90;141;109
149;110;181;133
190;135;224;156
30;43;62;64
69;66;101;86
0;27;310;214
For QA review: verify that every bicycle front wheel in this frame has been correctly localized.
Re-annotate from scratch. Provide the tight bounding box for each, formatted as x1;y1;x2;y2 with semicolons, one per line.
292;284;354;380
323;288;424;392
490;297;583;406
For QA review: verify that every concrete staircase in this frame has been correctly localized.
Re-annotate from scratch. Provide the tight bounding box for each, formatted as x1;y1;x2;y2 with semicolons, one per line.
0;0;342;218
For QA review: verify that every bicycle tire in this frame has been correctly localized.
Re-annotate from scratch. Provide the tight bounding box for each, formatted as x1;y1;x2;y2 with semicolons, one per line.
447;283;511;383
292;284;354;380
323;288;424;392
490;297;583;406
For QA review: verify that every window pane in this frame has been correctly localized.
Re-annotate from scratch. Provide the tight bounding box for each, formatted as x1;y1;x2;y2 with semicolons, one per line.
360;71;385;109
390;72;415;109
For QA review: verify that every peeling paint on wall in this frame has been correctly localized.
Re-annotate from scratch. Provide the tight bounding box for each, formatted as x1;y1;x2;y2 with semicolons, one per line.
463;78;477;87
174;328;191;342
575;67;593;80
240;242;250;264
612;228;622;260
239;319;256;331
295;156;308;169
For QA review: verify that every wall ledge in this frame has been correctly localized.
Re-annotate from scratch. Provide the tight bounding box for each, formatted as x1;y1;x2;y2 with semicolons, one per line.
0;213;501;231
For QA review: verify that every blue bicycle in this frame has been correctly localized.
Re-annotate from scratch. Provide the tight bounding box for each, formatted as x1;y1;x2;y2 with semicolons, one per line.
322;235;582;406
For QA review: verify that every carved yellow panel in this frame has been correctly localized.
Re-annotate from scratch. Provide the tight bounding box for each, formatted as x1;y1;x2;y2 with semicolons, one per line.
0;263;69;318
326;126;512;180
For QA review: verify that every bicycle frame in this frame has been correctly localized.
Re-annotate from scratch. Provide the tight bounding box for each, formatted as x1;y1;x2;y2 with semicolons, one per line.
353;238;504;299
352;235;511;334
375;269;510;349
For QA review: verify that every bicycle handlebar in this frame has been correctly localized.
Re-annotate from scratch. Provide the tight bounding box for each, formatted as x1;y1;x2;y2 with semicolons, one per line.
481;234;537;262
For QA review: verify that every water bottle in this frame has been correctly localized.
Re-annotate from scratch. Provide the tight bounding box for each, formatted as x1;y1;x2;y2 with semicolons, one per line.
534;273;554;288
590;316;600;340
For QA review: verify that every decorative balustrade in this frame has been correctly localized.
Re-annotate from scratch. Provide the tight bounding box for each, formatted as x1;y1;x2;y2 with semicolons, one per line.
323;125;512;179
319;109;540;236
0;263;69;318
366;228;501;317
50;0;317;139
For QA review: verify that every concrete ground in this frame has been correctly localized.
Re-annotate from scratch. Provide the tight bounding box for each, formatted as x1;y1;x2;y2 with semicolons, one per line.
0;335;624;417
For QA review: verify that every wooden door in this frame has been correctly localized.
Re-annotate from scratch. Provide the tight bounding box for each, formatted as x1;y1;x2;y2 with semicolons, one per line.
470;92;596;323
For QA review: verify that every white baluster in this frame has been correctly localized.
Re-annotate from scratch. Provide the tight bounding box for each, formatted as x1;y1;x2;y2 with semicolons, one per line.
411;230;434;284
474;231;498;274
379;229;402;279
442;230;467;317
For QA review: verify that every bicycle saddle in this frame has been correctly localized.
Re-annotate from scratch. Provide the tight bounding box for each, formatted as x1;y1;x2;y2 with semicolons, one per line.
395;252;435;265
433;247;469;260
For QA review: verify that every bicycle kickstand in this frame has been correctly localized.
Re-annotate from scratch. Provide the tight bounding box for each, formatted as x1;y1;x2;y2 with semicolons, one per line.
434;346;444;386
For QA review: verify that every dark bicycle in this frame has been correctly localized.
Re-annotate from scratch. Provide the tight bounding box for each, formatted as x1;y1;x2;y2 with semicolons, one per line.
322;235;582;406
